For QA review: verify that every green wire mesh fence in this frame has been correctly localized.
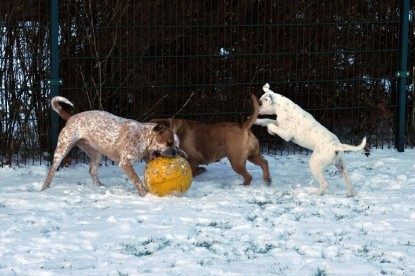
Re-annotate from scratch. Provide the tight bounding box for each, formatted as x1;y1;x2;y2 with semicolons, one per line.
1;0;414;166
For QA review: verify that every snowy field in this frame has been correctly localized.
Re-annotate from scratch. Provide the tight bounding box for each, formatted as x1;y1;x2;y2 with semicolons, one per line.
1;148;415;275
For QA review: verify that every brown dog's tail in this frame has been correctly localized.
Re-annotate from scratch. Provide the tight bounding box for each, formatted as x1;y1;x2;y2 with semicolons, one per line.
51;96;74;121
242;94;259;130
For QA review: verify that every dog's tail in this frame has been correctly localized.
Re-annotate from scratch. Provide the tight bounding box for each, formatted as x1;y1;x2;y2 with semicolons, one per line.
336;137;367;152
242;94;259;130
51;96;74;121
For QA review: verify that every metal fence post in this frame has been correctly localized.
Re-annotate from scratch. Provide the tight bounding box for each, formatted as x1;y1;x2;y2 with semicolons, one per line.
395;0;410;152
49;0;60;160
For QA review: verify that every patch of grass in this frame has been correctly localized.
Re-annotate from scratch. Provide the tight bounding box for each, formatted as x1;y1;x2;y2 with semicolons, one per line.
246;214;258;222
315;267;327;276
193;235;221;253
359;225;368;236
196;220;232;230
357;244;370;254
120;238;171;257
247;198;273;209
194;240;213;249
40;225;61;237
208;221;232;230
244;240;276;255
198;258;213;266
334;213;348;220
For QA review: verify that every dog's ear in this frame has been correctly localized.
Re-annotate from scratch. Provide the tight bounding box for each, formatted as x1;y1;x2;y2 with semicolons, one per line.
150;119;171;128
267;94;275;105
263;83;271;93
153;123;168;133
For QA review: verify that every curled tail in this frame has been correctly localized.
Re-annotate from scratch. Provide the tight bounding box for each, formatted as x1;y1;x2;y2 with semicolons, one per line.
242;94;259;130
336;137;367;152
51;96;74;121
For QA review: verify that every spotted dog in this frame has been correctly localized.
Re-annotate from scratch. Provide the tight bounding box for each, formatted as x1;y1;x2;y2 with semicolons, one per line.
255;83;366;197
41;96;187;196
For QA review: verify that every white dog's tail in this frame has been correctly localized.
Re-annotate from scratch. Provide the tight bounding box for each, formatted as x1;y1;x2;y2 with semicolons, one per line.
51;96;74;121
336;137;367;152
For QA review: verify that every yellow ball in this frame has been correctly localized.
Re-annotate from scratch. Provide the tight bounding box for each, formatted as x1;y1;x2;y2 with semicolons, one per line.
144;156;192;197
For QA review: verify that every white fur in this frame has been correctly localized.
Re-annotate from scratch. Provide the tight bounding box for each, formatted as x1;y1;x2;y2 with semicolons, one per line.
255;83;366;196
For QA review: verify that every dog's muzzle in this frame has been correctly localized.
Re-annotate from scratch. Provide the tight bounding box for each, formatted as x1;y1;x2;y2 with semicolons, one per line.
151;148;177;160
165;148;178;157
151;147;188;160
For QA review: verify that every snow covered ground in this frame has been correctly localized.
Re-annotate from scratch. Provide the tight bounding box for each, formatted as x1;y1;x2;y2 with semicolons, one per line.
1;148;414;275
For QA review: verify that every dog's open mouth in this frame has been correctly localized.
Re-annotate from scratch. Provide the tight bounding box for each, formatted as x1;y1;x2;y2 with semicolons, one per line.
150;151;162;160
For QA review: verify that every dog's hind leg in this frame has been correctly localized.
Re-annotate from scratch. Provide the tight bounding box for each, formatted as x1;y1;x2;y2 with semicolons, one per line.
41;131;77;191
79;142;104;187
335;154;356;197
249;154;271;184
228;157;252;186
88;152;103;187
309;152;330;195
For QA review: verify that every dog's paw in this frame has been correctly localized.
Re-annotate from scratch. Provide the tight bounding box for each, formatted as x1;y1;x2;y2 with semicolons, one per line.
194;167;207;176
254;118;265;126
266;126;278;136
177;148;188;160
346;190;356;197
255;118;277;126
138;188;148;197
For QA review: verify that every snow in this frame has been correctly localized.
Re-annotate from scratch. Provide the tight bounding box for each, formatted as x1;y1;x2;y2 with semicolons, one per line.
1;148;415;275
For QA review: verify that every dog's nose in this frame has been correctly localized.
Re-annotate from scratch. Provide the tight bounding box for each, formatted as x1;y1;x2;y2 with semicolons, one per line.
258;100;262;106
170;148;177;156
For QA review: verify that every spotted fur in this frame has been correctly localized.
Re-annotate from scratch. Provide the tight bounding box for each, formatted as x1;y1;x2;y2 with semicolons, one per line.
41;96;186;196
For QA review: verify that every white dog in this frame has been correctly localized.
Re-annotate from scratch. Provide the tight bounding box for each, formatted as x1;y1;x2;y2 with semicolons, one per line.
255;83;366;197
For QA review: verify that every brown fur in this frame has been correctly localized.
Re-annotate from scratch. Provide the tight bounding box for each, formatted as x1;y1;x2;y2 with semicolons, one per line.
42;96;185;196
150;94;271;186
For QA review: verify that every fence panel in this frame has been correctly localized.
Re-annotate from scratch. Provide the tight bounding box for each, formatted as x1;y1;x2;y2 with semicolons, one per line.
0;0;51;166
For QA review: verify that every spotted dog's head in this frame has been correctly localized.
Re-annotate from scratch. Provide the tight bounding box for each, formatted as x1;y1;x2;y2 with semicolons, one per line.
257;83;278;115
148;124;188;160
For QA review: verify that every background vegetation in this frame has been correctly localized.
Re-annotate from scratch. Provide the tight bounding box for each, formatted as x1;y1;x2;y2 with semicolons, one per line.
1;0;414;165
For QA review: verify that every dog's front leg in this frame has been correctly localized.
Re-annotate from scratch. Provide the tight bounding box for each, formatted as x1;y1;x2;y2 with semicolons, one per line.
119;160;148;196
255;118;277;127
267;124;293;142
255;118;279;136
177;148;188;159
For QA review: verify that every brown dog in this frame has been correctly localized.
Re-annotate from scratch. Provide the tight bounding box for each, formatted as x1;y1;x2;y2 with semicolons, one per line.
41;96;186;196
150;94;271;186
